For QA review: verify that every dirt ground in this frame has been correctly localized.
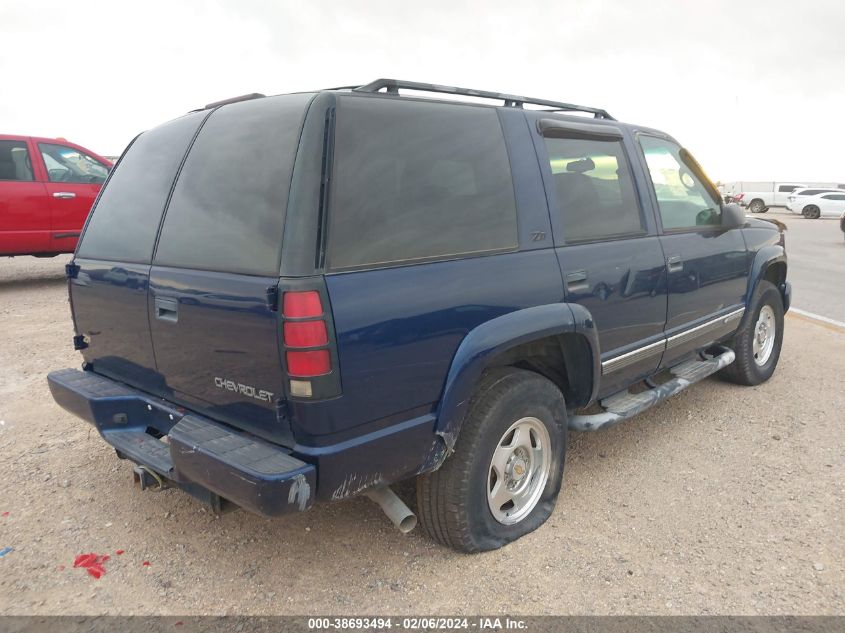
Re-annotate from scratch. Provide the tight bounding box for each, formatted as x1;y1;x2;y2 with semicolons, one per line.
0;255;842;616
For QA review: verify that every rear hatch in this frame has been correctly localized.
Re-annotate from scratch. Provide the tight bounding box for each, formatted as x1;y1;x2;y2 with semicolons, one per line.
71;110;211;389
71;93;315;446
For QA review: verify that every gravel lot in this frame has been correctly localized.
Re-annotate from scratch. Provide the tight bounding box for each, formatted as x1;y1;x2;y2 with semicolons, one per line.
0;254;842;616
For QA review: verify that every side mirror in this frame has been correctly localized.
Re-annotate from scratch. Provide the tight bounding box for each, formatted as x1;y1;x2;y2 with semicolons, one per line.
721;203;746;228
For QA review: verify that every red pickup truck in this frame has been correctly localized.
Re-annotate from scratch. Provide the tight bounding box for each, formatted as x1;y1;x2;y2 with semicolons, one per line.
0;135;112;256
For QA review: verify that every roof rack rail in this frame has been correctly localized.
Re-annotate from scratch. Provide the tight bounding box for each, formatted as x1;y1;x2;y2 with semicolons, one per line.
351;79;615;120
197;93;266;111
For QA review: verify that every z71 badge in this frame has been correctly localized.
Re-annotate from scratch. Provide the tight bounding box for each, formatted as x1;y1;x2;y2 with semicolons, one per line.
213;377;274;403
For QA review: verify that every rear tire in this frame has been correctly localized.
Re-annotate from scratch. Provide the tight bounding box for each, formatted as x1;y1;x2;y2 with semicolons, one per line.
803;205;821;219
416;368;567;552
749;199;766;213
720;280;784;386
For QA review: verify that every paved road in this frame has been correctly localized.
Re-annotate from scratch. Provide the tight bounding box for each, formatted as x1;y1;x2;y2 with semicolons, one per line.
0;256;843;616
760;209;845;324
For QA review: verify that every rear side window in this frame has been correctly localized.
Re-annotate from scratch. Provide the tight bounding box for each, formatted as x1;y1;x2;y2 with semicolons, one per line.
543;136;644;243
0;140;34;181
77;112;208;262
328;96;517;270
154;93;314;276
778;184;798;192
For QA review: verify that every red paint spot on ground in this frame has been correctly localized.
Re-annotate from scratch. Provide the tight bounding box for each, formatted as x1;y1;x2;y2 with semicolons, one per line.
115;549;125;555
175;622;184;627
74;553;98;568
73;553;110;579
142;561;151;567
1;512;8;517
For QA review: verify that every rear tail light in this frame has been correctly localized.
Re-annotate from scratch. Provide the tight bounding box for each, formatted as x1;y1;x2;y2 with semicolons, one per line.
286;350;331;376
283;320;328;347
281;291;334;391
282;290;323;318
736;193;745;200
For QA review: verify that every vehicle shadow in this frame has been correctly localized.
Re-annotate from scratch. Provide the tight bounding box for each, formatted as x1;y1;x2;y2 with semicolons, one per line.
30;375;753;617
0;271;67;290
103;382;721;562
0;257;70;289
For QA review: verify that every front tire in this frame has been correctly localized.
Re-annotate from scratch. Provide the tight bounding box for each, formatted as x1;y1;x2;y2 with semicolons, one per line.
416;368;567;552
720;280;784;386
749;199;766;213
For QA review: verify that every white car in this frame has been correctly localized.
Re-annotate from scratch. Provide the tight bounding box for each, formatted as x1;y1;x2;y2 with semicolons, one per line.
785;187;845;214
795;191;845;219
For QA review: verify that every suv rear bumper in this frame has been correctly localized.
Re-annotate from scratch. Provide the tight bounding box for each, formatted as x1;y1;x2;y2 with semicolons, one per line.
47;368;316;517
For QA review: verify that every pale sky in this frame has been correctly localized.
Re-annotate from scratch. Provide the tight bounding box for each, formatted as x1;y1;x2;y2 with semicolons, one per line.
2;0;843;183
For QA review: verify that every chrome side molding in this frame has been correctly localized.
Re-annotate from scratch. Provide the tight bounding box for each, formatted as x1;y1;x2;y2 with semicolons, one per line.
601;307;745;375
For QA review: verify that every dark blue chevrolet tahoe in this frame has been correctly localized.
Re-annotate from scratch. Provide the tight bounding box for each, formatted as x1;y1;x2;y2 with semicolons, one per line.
48;79;791;552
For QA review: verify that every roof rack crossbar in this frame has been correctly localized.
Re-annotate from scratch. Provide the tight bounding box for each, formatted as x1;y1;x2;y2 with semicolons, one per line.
352;79;615;120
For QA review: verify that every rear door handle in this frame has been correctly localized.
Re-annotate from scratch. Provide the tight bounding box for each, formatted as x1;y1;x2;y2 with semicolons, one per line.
154;296;178;322
52;192;76;199
667;255;683;273
565;269;589;292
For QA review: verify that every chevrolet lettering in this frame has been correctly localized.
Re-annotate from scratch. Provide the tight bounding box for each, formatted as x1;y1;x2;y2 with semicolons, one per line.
213;377;274;403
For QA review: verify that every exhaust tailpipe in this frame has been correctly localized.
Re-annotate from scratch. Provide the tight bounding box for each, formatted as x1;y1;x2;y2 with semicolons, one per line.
365;486;417;533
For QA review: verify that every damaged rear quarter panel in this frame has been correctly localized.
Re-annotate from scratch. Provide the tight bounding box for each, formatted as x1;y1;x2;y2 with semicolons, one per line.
295;412;442;501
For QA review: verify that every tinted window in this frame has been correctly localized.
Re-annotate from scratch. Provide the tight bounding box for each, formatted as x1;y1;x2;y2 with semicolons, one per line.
822;194;845;200
798;189;826;196
328;96;517;270
639;136;721;230
154;93;313;276
543;135;643;243
0;140;34;181
39;143;108;184
778;184;799;192
77;111;208;262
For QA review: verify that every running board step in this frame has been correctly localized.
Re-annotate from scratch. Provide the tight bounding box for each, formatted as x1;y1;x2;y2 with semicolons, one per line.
569;346;736;432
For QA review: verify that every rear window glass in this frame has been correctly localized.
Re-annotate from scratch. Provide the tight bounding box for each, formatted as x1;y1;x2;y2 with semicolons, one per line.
328;96;517;270
77;112;208;262
544;136;644;242
154;93;314;276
